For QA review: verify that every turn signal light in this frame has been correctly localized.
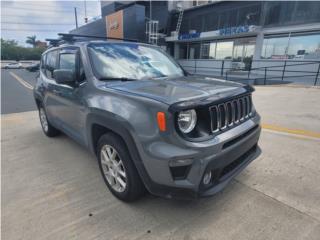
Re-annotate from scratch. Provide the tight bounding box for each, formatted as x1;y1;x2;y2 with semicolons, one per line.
157;112;166;132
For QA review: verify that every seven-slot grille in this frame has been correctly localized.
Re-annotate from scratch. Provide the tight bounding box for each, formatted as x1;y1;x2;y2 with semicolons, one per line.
209;94;253;133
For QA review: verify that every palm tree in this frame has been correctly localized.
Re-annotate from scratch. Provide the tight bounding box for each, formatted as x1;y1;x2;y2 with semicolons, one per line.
26;35;37;48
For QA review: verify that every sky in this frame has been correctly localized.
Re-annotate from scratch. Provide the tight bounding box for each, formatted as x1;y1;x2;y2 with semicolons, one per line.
1;0;102;46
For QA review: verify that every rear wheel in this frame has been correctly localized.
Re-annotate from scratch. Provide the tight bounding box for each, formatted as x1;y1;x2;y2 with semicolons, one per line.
39;105;59;137
97;133;145;202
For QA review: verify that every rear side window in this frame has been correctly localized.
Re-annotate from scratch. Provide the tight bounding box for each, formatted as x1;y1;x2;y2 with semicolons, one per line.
45;50;58;79
40;54;46;73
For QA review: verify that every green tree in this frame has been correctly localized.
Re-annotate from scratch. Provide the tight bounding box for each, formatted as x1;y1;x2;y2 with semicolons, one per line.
1;38;45;60
26;35;37;48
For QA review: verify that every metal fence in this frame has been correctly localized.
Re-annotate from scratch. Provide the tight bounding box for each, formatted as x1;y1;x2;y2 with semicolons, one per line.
178;59;320;86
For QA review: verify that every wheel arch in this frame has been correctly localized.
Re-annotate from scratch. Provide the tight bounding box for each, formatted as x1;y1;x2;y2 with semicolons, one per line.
86;111;140;161
86;110;156;193
33;89;43;110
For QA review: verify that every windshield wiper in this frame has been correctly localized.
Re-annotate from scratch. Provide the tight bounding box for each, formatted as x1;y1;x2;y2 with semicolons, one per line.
99;77;137;82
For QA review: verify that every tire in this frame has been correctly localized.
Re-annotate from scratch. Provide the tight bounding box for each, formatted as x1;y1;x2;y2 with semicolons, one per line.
38;105;60;137
97;133;145;202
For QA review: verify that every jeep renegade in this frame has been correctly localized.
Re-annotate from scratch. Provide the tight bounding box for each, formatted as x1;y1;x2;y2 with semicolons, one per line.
34;37;261;202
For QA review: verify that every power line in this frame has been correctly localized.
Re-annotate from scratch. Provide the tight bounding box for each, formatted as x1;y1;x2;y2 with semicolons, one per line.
2;28;67;32
1;14;67;17
8;2;100;11
2;21;75;26
2;6;99;15
3;6;77;13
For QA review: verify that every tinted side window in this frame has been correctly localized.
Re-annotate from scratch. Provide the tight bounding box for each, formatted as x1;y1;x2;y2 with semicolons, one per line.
59;53;76;72
45;50;58;79
78;57;86;83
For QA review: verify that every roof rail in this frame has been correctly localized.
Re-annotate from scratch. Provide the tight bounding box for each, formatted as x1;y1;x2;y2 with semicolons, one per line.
45;33;140;49
45;38;62;47
58;33;139;42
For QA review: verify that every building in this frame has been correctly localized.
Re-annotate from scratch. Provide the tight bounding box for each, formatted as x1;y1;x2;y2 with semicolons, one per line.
71;1;172;44
69;1;320;85
35;41;47;48
166;1;320;84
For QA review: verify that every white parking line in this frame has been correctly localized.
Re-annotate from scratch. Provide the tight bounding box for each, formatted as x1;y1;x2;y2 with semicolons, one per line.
9;71;33;90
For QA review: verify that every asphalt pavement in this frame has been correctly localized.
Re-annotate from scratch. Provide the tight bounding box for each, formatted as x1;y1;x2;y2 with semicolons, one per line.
1;69;38;114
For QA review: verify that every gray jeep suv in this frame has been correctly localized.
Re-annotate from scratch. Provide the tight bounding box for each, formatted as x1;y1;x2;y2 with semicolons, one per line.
34;36;261;202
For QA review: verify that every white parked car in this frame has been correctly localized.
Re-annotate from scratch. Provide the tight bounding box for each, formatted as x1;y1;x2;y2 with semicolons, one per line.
4;62;23;69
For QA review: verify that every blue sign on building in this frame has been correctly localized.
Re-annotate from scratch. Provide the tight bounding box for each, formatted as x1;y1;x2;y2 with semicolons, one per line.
178;32;201;40
219;25;250;36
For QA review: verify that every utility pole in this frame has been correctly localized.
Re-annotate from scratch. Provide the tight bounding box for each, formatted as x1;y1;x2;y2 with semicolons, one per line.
74;7;78;28
149;0;152;21
84;0;88;23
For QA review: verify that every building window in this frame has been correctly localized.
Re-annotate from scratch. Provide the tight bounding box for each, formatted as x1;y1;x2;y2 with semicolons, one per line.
189;15;202;32
262;36;289;59
262;33;320;59
179;44;188;59
201;43;210;59
201;42;216;59
264;2;320;27
233;44;243;61
188;43;201;59
216;41;233;59
179;38;257;61
238;4;261;26
193;1;208;7
233;38;256;61
287;34;320;60
264;2;281;26
203;13;219;31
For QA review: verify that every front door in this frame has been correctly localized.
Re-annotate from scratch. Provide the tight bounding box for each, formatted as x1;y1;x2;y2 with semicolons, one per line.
53;48;87;144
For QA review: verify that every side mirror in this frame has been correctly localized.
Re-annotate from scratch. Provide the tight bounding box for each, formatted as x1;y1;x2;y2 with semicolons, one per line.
53;69;75;85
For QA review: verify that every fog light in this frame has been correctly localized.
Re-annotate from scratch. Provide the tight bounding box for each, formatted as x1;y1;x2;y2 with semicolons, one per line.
203;171;212;185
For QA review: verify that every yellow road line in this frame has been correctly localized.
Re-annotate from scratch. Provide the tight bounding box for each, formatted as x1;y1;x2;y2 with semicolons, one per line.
9;71;33;90
261;123;320;139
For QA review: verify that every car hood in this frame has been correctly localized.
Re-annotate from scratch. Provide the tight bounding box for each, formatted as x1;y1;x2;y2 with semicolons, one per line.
104;75;253;106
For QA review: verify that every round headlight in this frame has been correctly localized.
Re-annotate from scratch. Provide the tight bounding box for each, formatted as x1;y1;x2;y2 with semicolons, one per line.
177;109;197;134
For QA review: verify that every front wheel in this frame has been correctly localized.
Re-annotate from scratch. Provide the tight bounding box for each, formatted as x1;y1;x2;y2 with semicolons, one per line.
38;106;59;137
97;133;145;202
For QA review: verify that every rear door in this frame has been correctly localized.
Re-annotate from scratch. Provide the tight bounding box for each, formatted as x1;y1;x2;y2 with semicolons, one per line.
42;49;60;125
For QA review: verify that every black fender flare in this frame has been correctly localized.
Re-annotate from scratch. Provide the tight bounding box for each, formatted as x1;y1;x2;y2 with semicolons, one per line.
85;110;158;192
33;89;43;108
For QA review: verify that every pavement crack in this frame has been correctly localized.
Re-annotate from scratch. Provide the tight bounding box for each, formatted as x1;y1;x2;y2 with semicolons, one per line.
234;179;320;223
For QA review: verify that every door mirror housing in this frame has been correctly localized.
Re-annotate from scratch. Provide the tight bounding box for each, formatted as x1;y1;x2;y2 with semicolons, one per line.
53;69;75;85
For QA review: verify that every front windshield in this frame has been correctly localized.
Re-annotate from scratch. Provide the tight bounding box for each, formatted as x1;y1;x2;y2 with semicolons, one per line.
87;42;184;80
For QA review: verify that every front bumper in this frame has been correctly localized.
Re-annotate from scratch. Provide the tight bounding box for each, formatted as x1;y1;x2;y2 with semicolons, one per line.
135;119;261;199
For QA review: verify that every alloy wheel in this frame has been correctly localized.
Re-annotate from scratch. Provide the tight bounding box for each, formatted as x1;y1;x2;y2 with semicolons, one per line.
39;108;49;132
100;145;127;192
